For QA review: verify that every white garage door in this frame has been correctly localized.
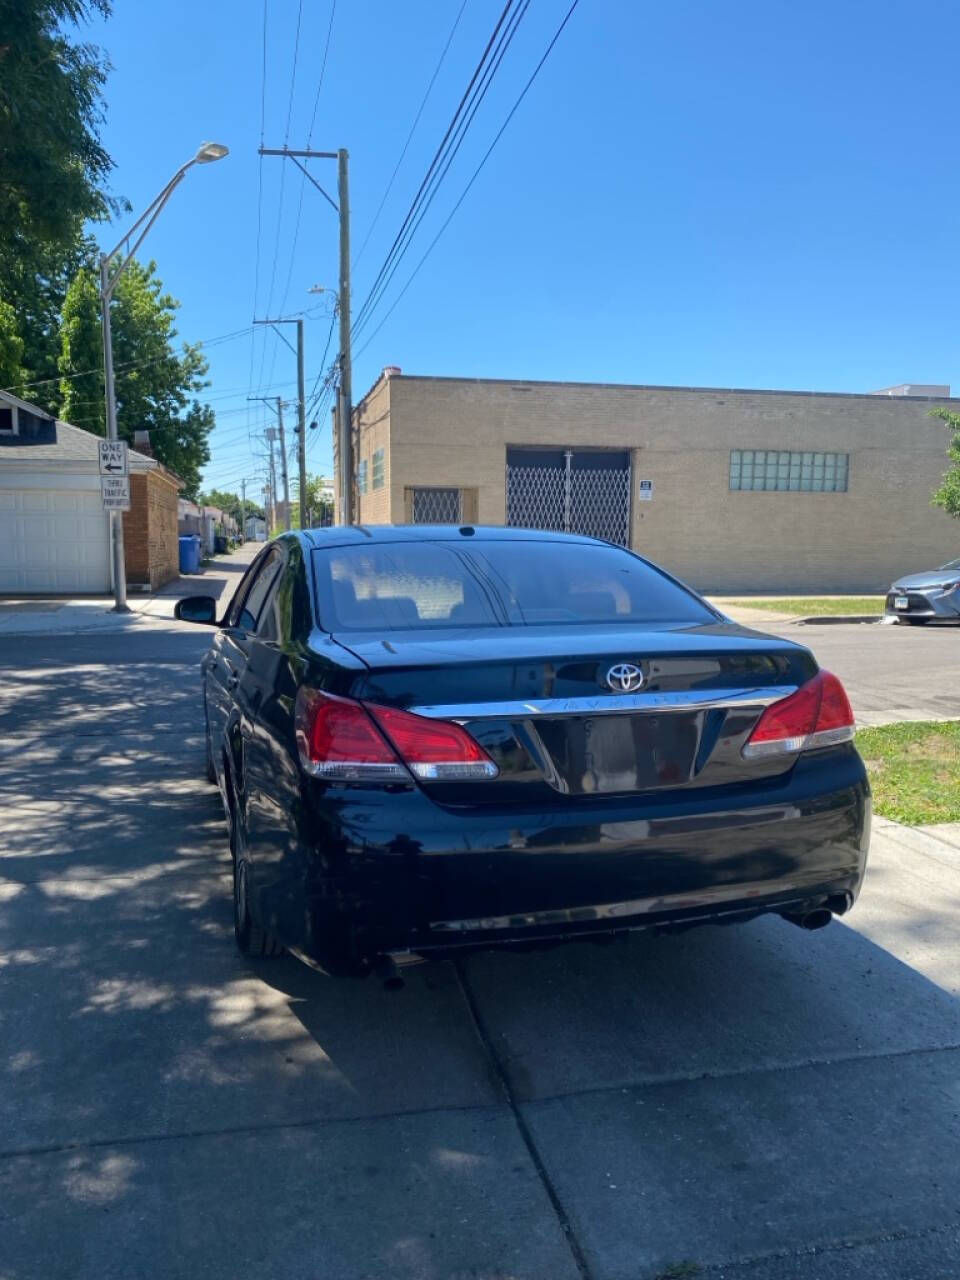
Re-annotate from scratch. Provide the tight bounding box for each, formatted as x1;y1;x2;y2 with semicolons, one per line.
0;487;111;593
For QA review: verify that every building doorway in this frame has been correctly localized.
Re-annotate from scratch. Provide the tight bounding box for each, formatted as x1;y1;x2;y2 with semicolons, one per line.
506;447;631;545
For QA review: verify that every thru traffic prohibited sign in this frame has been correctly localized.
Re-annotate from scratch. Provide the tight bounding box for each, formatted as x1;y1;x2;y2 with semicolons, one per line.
101;474;130;511
99;439;128;476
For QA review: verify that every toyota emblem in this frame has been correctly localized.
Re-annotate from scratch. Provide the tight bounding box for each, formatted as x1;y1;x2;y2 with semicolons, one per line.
605;662;644;693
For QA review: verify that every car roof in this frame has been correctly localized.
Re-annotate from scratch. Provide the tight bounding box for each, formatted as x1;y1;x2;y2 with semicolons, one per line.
298;524;611;549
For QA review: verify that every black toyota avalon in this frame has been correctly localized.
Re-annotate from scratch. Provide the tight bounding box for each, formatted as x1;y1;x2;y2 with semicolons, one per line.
176;526;870;979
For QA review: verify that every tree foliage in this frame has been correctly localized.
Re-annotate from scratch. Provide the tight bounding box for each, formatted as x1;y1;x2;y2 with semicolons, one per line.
929;408;960;520
198;489;265;523
0;2;121;402
0;299;26;390
290;472;334;528
0;1;116;248
59;260;214;497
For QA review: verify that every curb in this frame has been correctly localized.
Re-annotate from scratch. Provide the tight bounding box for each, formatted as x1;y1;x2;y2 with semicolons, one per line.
796;614;882;625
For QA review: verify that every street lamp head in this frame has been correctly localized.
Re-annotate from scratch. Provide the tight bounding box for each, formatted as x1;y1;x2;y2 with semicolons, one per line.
195;141;229;164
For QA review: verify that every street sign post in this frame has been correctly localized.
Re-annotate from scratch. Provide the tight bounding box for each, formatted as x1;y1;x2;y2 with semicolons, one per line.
98;439;129;476
101;475;131;511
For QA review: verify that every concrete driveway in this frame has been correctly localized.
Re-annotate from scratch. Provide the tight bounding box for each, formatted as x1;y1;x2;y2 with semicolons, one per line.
1;600;959;1277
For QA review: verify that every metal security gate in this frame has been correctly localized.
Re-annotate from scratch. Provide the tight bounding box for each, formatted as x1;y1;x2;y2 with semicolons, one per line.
506;448;631;545
410;486;462;523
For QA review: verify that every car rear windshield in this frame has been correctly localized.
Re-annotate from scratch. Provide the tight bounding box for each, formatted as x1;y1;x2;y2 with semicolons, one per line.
312;540;715;631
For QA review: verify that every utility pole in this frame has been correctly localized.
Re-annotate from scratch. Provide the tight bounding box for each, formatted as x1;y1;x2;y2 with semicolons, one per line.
240;478;246;542
248;393;291;530
265;427;278;534
258;145;352;523
337;149;353;525
275;399;291;530
296;317;307;529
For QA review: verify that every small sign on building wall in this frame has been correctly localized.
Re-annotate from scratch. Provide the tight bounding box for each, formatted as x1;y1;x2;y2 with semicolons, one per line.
638;479;653;501
101;475;131;511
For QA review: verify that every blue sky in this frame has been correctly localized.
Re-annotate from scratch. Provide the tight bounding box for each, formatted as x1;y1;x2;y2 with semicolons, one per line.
88;0;960;499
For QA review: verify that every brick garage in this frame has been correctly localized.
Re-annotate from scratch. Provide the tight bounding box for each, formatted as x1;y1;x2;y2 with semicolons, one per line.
123;466;182;591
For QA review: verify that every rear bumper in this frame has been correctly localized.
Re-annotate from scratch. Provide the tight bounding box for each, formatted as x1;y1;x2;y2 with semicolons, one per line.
267;747;870;972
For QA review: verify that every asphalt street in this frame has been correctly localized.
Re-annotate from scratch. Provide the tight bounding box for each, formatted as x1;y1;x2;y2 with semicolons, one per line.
1;553;959;1279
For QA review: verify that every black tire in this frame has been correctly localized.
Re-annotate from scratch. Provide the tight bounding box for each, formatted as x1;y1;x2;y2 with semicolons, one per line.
231;826;283;958
203;695;217;784
905;617;930;626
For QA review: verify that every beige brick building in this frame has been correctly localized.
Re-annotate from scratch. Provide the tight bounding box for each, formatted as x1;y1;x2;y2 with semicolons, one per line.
338;372;960;593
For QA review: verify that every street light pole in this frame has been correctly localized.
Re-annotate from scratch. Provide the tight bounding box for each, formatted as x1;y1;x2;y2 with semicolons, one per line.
99;252;125;610
99;140;228;611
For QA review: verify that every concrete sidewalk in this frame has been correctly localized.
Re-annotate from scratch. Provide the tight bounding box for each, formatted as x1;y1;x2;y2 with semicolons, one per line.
0;541;258;636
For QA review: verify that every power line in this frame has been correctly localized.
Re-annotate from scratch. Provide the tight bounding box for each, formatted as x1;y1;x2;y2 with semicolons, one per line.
3;325;256;395
350;0;519;341
258;0;305;402
352;0;530;345
307;0;338;143
354;0;582;361
353;0;469;271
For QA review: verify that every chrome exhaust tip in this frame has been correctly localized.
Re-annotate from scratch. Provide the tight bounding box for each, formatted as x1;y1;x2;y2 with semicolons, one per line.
373;954;405;991
780;906;833;931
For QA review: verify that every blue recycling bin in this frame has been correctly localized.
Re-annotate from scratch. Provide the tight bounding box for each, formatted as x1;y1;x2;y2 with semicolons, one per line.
178;535;201;575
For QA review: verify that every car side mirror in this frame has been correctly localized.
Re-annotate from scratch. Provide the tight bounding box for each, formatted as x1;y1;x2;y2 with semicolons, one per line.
174;595;218;626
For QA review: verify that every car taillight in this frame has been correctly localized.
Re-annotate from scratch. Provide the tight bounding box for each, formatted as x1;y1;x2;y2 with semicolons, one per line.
295;689;408;781
742;670;855;759
294;689;498;782
365;703;498;780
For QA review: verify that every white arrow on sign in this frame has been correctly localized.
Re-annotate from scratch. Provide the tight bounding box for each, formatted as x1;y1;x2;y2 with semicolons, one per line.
99;439;129;476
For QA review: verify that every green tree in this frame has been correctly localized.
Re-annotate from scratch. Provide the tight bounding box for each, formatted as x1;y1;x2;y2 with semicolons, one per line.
0;2;120;402
59;263;104;432
198;489;265;523
0;0;115;249
929;408;960;520
58;260;214;497
290;472;334;528
0;299;26;390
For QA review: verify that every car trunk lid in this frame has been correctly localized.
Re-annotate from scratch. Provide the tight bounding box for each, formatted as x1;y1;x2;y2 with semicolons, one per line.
329;622;817;800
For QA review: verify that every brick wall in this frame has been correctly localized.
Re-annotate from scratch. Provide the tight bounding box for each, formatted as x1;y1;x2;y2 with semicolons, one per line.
123;474;150;585
123;469;180;590
372;375;960;593
353;376;392;524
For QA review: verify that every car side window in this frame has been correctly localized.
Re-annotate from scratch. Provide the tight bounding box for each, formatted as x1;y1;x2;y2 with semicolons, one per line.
256;567;286;641
235;549;283;633
224;555;266;628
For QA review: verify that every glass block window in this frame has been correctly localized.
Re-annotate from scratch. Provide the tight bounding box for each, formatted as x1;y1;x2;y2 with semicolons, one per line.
372;447;385;490
729;450;849;492
357;459;368;494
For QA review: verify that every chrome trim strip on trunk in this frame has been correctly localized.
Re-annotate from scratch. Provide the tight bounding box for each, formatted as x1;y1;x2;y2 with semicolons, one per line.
408;685;797;720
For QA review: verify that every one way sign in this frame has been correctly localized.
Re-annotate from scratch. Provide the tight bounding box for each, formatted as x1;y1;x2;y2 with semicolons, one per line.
98;439;129;476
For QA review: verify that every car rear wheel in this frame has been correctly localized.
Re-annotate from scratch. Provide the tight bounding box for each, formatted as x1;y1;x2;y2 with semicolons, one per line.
904;617;930;626
230;814;282;958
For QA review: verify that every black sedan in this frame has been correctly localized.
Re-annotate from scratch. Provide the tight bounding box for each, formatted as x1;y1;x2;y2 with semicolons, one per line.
176;526;870;980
